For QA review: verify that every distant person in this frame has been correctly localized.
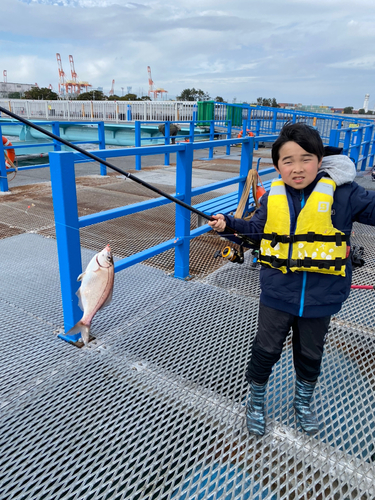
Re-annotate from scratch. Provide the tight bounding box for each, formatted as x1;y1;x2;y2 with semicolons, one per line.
158;123;181;144
209;122;375;437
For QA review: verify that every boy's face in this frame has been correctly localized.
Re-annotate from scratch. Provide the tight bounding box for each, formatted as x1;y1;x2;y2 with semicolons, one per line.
275;141;322;190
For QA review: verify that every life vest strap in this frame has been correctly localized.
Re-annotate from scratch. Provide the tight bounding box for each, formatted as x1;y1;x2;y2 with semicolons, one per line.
259;254;348;270
264;232;349;248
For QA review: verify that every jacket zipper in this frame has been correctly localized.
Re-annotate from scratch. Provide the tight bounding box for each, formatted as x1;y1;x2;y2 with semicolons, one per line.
298;190;306;316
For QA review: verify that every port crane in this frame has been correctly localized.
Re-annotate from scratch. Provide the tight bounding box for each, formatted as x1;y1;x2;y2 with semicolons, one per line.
56;53;92;96
147;66;167;100
109;79;115;96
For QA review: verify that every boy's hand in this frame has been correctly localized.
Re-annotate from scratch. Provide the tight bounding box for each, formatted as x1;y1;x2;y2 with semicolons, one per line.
208;214;226;232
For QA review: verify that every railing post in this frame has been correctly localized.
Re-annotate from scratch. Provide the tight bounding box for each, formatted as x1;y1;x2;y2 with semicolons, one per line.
135;120;141;170
52;122;61;152
49;151;82;341
209;120;215;159
189;120;195;144
192;104;198;122
329;129;340;148
238;137;253;208
352;127;363;170
242;119;247;136
98;121;107;175
343;130;351;157
0;123;9;192
226;120;232;156
360;125;373;171
272;110;277;133
255;120;261;151
174;143;193;279
164;121;170;166
368;127;375;168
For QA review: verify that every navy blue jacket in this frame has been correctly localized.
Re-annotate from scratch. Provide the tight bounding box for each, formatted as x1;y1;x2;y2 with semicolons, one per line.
223;171;375;317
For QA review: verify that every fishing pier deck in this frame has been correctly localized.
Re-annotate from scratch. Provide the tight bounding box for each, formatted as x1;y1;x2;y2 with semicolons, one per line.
1;156;375;499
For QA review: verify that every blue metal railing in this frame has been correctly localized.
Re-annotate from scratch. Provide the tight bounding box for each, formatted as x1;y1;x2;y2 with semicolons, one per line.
329;123;375;171
0;121;106;192
209;101;374;145
134;119;232;170
49;118;375;342
50;135;277;342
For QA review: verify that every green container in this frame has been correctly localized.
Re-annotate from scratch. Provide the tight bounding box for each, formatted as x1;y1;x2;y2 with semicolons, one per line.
197;100;215;126
226;105;243;127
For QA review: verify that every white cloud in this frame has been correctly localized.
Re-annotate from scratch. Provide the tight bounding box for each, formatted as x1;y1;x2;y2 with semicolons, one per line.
1;0;375;107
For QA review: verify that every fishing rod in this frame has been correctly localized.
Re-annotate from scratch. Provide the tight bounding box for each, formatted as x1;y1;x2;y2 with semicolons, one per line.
0;106;258;248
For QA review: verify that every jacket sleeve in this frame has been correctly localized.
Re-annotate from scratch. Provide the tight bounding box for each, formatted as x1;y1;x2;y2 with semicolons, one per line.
220;192;268;246
350;182;375;225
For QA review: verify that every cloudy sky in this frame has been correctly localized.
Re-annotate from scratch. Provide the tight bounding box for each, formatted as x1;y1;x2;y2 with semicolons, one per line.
1;0;375;108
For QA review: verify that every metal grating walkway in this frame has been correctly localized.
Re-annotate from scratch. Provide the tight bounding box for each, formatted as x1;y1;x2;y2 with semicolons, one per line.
1;228;375;499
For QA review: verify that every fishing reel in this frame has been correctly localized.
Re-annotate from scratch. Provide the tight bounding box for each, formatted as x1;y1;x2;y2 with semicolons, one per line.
214;244;260;269
214;245;244;264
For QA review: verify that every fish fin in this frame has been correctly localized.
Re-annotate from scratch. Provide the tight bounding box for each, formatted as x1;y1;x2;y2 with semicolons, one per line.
75;287;84;311
101;289;113;309
77;272;85;282
65;321;91;346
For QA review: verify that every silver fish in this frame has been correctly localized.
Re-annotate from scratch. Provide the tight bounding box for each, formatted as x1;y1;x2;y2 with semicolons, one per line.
65;244;115;345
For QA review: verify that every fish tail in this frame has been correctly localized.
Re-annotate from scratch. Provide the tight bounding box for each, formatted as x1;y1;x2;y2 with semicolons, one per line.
66;321;91;346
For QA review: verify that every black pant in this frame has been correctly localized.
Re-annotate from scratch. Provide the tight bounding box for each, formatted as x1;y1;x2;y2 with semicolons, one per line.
246;303;331;384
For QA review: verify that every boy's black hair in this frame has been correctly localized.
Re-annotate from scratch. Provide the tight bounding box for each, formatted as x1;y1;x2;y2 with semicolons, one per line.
272;122;324;167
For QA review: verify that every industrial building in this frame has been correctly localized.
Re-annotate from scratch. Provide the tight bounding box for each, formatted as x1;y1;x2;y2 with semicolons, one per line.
0;81;37;98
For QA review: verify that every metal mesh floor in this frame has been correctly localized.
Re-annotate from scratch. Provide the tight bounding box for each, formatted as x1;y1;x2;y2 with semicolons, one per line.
1;228;375;499
2;160;375;499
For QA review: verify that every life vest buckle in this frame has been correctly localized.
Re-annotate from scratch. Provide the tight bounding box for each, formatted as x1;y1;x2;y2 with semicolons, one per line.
269;256;284;268
271;233;290;247
288;258;302;268
280;235;291;244
306;232;315;243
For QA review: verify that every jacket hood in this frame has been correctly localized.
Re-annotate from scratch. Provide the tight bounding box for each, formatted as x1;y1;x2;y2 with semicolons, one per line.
319;155;356;186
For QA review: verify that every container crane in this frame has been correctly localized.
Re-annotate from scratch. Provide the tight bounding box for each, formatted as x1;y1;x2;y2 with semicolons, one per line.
147;66;167;100
66;54;92;95
67;54;79;94
56;54;92;96
109;79;115;96
147;66;154;98
56;53;66;96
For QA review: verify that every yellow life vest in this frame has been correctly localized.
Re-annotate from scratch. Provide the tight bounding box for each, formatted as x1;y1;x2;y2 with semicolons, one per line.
259;178;349;276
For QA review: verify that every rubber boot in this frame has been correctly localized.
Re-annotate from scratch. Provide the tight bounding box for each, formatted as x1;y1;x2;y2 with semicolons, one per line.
294;377;319;435
246;380;267;436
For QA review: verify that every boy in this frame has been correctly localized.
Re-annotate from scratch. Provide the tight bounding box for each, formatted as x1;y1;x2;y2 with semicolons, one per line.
209;122;375;436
